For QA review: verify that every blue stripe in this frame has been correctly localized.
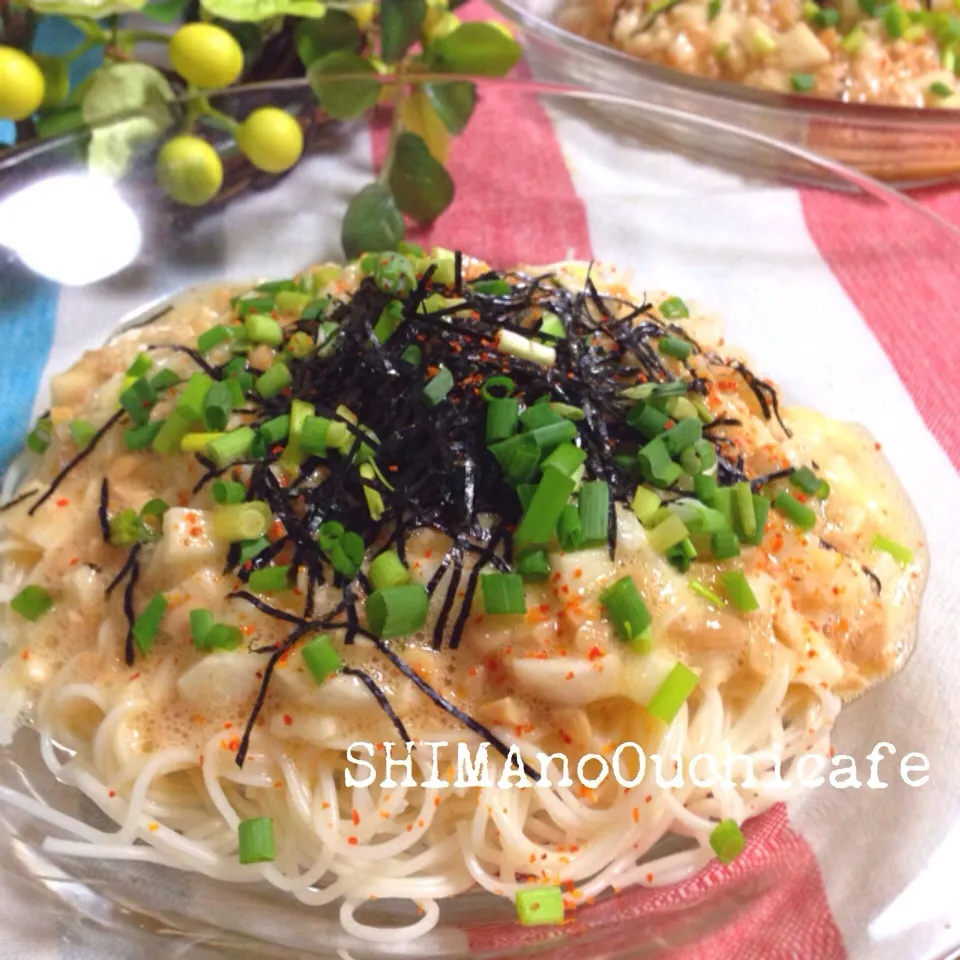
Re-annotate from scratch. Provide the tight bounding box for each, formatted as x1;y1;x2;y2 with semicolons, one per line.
0;265;58;472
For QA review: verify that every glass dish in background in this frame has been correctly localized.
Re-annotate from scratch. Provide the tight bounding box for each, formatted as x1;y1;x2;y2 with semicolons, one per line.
491;0;960;186
0;78;957;959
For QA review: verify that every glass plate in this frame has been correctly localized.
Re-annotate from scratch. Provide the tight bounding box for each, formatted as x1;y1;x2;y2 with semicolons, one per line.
491;0;960;186
0;78;957;960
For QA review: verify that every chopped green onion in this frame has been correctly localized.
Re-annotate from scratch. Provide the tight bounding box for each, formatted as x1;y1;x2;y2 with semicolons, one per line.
10;584;53;621
486;397;520;444
213;501;271;542
600;576;652;649
372;300;404;343
773;491;816;531
255;362;292;399
578;480;609;548
317;520;344;555
181;432;224;454
627;402;670;439
26;417;53;454
791;72;816;93
259;415;290;445
516;547;551;583
517;484;537;511
201;623;242;650
472;277;512;296
638;437;683;488
489;433;541;484
329;531;365;579
365;584;429;638
235;294;275;316
302;634;342;683
681;439;716;475
884;3;909;37
496;329;556;367
659;296;689;319
189;608;215;648
631;485;662;525
557;503;583;551
238;537;270;564
646;661;699;723
842;24;865;52
423;365;454;407
176;372;213;423
481;572;527;615
682;504;730;537
515;467;577;550
663;417;702;456
537;311;566;340
707;0;721;18
238;817;276;864
548;402;585;421
300;415;331;457
666;537;697;572
119;376;159;426
212;480;246;504
131;593;167;656
197;325;231;353
124;420;163;451
203;381;235;432
733;493;769;546
373;252;417;295
710;819;745;863
515;886;564;926
109;508;151;546
256;279;298;294
659;336;693;361
286;330;314;359
711;529;740;559
400;344;422;366
872;533;914;566
152;410;192;455
126;352;153;379
245;313;283;346
206;427;255;468
359;462;385;521
149;369;179;393
249;564;292;593
719;570;759;612
647;514;689;554
69;419;96;449
733;482;756;539
369;551;410;591
690;581;723;606
280;399;314;475
694;473;718;504
527;420;578;455
790;466;828;497
543;443;586;477
275;290;311;316
480;375;515;402
812;6;838;27
520;403;562;431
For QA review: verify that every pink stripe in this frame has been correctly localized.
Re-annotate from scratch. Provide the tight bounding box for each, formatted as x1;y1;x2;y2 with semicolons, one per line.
466;805;845;958
801;189;960;469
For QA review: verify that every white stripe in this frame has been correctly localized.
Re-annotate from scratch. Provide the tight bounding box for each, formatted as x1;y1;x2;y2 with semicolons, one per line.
549;103;960;960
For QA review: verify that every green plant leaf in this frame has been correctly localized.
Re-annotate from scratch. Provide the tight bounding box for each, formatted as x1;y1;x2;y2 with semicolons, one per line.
389;131;454;222
423;80;476;134
200;0;327;21
309;51;380;120
20;0;145;14
82;63;175;178
34;105;85;139
342;183;405;260
296;9;362;68
141;0;190;21
428;21;522;76
380;0;426;62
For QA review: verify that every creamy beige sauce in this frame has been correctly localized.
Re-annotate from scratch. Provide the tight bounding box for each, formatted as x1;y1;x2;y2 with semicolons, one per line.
0;260;927;784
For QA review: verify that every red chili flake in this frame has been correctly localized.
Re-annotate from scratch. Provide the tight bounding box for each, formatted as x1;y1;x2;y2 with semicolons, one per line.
129;672;140;680
573;568;583;579
564;671;575;681
559;729;573;745
352;808;360;826
283;714;293;726
423;548;432;559
108;789;116;798
587;645;603;661
55;498;69;507
646;872;654;883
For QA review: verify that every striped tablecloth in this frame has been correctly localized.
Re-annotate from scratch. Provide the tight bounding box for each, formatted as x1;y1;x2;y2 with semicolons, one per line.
1;4;960;957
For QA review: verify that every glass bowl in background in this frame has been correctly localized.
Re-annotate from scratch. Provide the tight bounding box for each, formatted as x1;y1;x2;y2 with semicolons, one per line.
0;78;958;959
490;0;960;186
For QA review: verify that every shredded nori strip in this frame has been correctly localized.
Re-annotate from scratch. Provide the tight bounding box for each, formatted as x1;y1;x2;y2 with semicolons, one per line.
106;544;141;599
122;549;142;666
341;667;412;743
28;409;125;516
0;489;37;512
818;538;882;595
750;467;795;493
98;479;111;543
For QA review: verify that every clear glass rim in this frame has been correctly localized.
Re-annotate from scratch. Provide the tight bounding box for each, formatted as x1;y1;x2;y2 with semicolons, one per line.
489;0;960;126
2;75;959;246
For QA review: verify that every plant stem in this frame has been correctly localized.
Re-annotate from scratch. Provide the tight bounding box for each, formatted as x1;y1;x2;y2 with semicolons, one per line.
378;65;406;186
191;95;241;136
118;28;173;46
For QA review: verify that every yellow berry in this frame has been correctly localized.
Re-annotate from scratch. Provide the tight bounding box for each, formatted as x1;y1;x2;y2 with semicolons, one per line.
348;2;374;27
169;23;244;89
0;46;45;121
156;136;223;206
237;107;304;174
